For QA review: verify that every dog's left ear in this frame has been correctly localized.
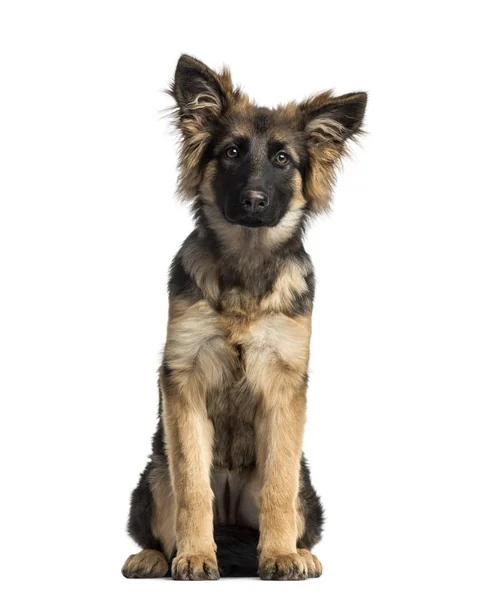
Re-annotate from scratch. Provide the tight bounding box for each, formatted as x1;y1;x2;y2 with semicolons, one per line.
170;55;238;198
300;91;367;212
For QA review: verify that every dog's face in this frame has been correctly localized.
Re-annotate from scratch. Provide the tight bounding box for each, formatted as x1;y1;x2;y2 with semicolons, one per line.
170;55;366;235
211;109;305;228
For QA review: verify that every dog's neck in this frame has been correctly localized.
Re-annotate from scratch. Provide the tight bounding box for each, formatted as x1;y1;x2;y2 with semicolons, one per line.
196;198;306;269
180;197;308;306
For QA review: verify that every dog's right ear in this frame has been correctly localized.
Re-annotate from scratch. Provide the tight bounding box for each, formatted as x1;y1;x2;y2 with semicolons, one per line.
169;55;236;199
171;54;231;121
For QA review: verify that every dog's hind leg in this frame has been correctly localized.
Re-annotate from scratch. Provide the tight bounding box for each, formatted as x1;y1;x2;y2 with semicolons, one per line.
295;455;323;577
122;456;176;578
122;549;169;579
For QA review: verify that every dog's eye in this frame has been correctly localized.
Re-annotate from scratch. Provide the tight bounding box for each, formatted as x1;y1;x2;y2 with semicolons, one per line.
225;145;239;159
275;151;290;165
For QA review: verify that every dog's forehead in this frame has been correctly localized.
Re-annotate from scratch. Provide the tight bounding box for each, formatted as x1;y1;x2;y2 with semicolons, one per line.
224;104;300;142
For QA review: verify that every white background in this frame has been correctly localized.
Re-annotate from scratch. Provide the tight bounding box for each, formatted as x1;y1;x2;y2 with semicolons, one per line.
1;1;501;599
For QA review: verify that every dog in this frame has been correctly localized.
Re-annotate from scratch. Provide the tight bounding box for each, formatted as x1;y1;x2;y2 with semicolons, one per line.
122;54;367;581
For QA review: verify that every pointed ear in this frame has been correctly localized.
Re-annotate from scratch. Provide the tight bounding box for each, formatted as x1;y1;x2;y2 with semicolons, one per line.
304;92;367;143
169;55;237;198
171;54;232;120
300;91;367;212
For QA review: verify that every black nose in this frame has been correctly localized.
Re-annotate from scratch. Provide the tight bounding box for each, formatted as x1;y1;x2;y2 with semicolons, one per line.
240;190;269;213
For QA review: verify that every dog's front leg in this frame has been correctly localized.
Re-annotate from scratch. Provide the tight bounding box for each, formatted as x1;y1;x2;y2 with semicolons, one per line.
160;368;218;580
246;314;312;580
256;382;307;580
158;299;236;580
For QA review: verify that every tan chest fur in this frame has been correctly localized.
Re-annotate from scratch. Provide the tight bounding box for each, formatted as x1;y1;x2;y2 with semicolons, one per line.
165;278;311;469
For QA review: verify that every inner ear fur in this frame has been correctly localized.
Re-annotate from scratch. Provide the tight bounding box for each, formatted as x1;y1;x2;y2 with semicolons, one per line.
300;91;367;213
172;55;232;120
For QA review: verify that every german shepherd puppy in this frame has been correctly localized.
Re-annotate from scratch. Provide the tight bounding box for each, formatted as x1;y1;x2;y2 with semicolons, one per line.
122;55;367;581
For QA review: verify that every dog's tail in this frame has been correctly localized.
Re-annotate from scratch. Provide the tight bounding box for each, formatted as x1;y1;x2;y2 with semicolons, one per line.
214;524;259;577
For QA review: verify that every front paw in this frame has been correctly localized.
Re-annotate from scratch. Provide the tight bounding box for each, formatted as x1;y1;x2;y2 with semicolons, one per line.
171;552;220;580
259;552;308;580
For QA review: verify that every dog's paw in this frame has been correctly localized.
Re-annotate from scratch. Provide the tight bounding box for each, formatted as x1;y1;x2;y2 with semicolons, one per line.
259;552;308;580
171;552;220;580
121;549;169;578
296;549;323;578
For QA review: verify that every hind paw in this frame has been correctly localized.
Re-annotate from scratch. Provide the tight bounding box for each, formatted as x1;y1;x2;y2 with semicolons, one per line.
122;549;169;578
297;549;323;578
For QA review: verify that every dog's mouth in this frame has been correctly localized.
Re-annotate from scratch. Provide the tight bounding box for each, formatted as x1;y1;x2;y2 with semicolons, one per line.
223;207;280;229
224;214;271;228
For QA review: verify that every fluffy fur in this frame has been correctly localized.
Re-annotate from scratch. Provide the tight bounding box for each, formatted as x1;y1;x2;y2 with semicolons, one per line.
122;55;367;581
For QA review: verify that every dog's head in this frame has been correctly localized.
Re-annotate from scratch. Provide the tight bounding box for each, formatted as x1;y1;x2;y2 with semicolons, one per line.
170;55;366;241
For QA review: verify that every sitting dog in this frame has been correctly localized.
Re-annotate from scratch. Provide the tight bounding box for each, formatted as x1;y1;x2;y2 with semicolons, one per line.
122;54;367;581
